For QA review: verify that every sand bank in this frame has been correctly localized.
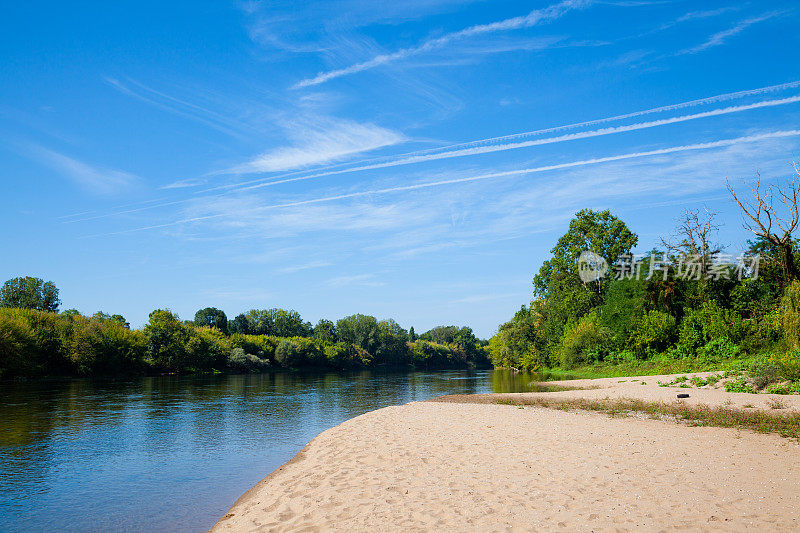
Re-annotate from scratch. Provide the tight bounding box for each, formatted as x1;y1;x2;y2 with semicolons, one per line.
446;371;800;413
215;376;800;532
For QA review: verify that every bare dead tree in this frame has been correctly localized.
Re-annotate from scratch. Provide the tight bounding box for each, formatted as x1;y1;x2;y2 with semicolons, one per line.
727;163;800;285
660;207;722;280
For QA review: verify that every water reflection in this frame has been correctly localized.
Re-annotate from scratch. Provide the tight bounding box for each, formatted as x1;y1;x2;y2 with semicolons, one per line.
0;369;526;532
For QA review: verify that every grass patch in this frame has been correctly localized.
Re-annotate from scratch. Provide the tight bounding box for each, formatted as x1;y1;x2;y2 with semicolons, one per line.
529;383;597;393
431;395;800;439
541;357;761;381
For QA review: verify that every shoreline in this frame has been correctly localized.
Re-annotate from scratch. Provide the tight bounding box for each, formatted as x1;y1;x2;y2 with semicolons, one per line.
214;373;800;532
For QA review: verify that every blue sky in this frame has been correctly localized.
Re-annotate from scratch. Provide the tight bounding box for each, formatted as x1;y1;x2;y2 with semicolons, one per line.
2;0;799;337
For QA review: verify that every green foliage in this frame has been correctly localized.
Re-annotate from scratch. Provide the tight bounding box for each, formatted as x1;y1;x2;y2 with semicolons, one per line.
557;312;612;368
245;308;312;337
533;209;637;296
771;350;800;382
677;301;746;354
0;306;487;378
227;347;270;373
92;311;130;328
312;319;337;342
780;281;800;350
144;309;191;372
407;339;478;369
70;316;146;375
598;279;647;346
193;307;228;334
1;277;60;312
228;313;250;334
488;305;546;371
336;314;379;353
629;310;676;357
724;378;757;394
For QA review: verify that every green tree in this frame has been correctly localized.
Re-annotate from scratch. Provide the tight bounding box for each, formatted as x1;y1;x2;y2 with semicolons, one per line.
144;309;190;372
228;313;250;334
420;326;460;344
92;311;130;328
0;277;60;312
375;319;408;365
336;314;379;353
313;319;337;342
533;209;638;296
244;308;311;336
194;307;228;334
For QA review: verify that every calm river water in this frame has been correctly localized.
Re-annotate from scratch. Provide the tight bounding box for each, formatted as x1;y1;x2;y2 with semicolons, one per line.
0;369;536;532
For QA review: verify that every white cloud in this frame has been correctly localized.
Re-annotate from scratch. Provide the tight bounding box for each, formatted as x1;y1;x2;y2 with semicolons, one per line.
28;145;139;195
89;128;800;239
278;260;333;273
326;273;384;287
679;12;781;55
235;118;405;173
293;0;590;88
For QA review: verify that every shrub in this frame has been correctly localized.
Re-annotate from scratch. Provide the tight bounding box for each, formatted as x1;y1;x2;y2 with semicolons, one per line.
747;355;782;390
185;327;231;372
598;279;646;346
274;339;300;367
780;281;800;349
70;316;146;375
772;350;800;382
557;313;612;368
695;337;740;364
227;347;270;373
629;310;676;357
0;309;38;377
677;301;747;355
725;378;757;394
144;309;190;372
323;342;371;368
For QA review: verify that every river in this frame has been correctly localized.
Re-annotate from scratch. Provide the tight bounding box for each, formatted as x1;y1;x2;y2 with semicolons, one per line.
0;369;537;532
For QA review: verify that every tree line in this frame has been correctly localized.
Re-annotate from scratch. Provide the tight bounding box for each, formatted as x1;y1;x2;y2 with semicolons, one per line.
488;164;800;393
0;278;489;379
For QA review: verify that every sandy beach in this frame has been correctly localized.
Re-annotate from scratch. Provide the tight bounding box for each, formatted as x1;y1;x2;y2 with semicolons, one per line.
214;375;800;532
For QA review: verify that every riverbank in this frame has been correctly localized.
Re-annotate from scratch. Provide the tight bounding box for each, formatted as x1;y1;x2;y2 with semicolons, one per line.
215;374;800;532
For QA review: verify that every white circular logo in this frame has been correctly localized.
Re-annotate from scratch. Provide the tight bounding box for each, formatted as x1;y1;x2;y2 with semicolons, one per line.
577;251;608;283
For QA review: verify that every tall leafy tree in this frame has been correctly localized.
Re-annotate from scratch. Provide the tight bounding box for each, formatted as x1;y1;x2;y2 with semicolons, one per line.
228;313;250;334
0;276;60;312
144;309;190;372
313;319;337;342
194;307;228;334
533;209;638;296
336;314;379;353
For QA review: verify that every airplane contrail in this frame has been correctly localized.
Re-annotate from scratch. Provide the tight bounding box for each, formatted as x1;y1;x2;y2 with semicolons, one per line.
293;0;590;88
66;93;800;224
84;129;800;237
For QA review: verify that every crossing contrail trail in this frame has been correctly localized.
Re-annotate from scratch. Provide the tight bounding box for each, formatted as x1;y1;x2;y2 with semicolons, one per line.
228;95;800;192
65;92;800;224
84;129;800;237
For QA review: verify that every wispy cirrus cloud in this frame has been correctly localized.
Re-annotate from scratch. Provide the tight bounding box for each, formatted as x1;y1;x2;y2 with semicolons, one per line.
104;77;256;139
226;94;800;191
326;273;385;287
83;128;800;238
678;11;782;55
26;144;139;195
278;260;333;274
293;0;591;88
62;79;800;223
233;118;406;173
